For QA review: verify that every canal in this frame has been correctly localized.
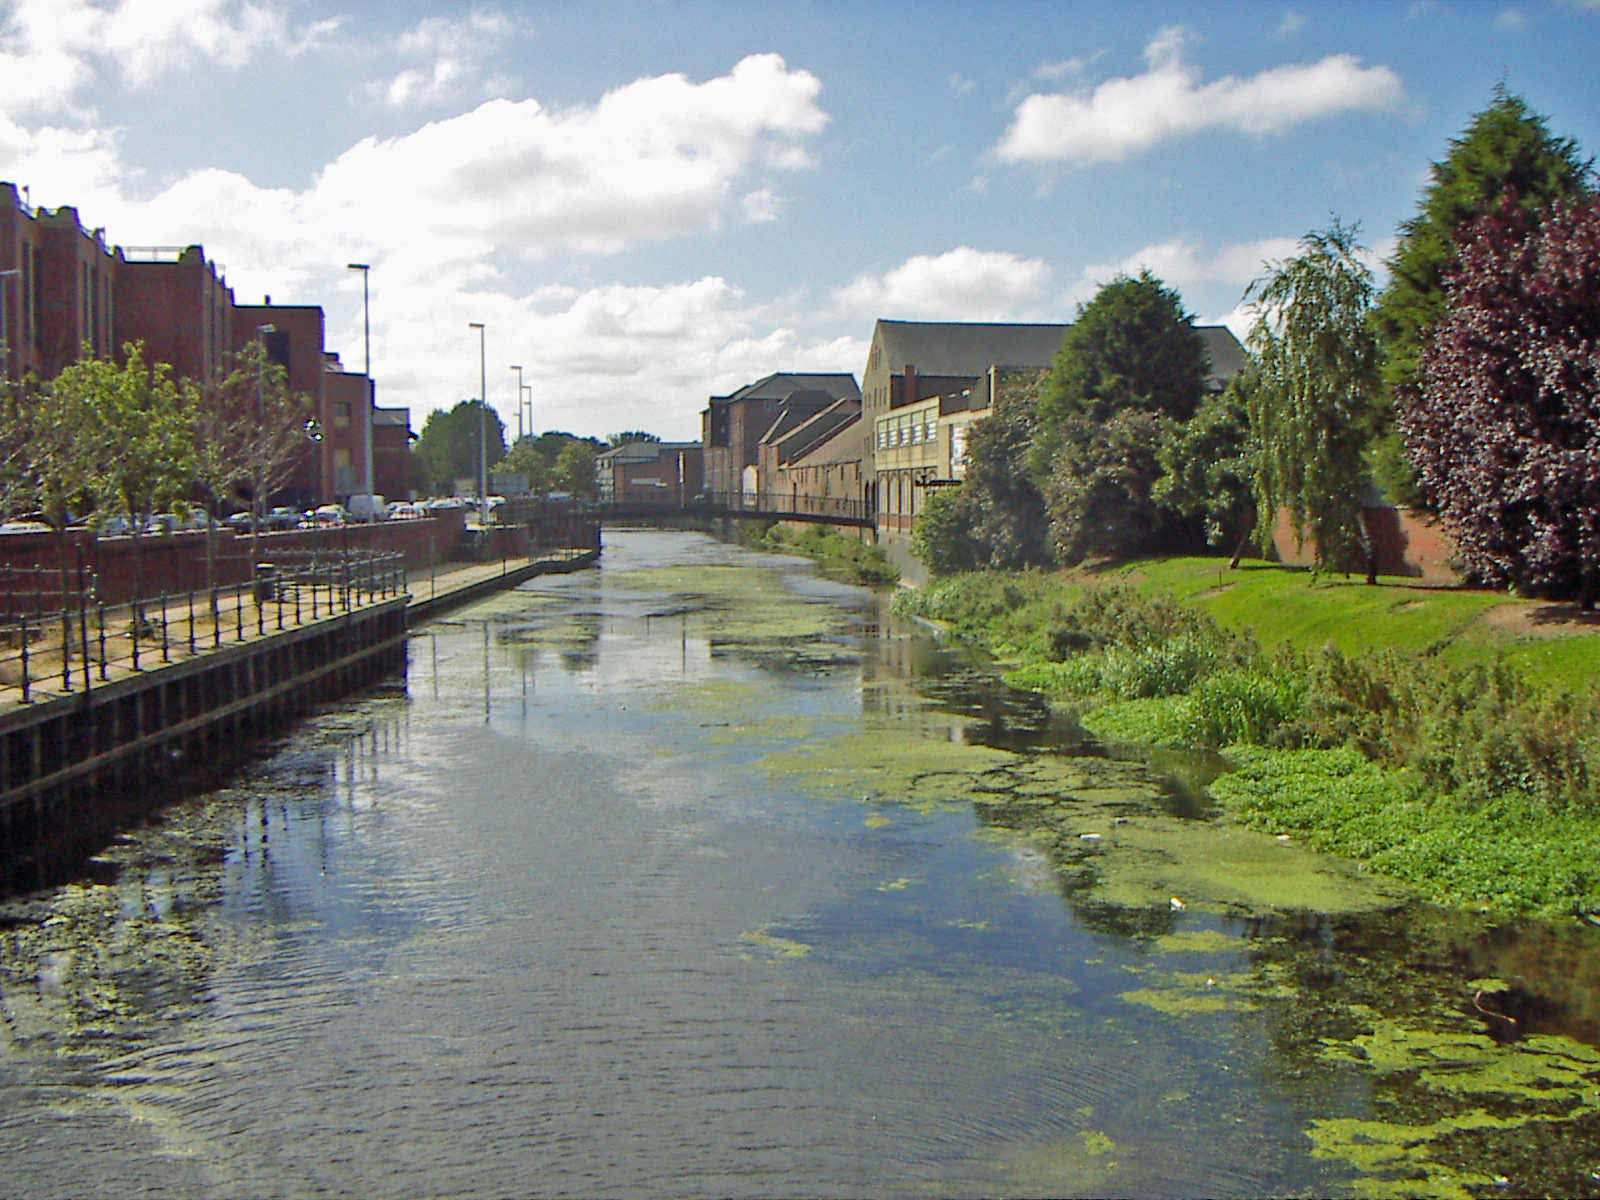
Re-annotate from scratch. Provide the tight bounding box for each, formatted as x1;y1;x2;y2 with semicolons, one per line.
3;528;1599;1198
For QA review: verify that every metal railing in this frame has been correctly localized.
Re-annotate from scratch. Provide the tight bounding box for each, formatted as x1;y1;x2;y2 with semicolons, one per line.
0;550;406;706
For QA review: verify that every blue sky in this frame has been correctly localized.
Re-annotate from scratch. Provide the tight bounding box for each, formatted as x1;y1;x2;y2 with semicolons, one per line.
1;0;1595;439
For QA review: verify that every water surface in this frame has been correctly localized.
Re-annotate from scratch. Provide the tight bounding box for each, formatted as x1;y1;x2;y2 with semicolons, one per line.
3;529;1599;1198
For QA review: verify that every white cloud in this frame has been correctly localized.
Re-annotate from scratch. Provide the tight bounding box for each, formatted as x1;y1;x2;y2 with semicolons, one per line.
0;0;334;113
1077;235;1301;297
995;25;1405;165
1277;12;1307;37
835;246;1053;320
1494;8;1528;30
369;9;515;108
740;188;782;223
0;48;837;436
370;276;865;439
947;73;974;97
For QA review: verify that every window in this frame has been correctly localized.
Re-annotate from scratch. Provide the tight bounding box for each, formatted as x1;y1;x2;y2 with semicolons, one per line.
334;401;352;428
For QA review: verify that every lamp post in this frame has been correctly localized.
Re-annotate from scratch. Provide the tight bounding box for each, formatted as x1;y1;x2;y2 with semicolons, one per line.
0;268;20;384
346;263;373;495
469;322;487;526
510;364;524;442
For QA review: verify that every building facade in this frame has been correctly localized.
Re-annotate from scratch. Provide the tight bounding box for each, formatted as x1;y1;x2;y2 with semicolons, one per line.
701;372;860;499
0;180;406;510
861;319;1248;539
596;440;704;506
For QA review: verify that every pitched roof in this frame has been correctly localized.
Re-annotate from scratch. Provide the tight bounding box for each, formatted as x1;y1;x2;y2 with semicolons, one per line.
1197;326;1248;389
873;319;1249;389
874;321;1068;375
597;440;701;464
767;397;861;463
716;371;861;403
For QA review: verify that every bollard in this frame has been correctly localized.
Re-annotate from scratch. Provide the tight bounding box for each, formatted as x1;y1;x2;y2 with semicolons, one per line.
131;599;140;671
97;604;108;681
161;590;170;663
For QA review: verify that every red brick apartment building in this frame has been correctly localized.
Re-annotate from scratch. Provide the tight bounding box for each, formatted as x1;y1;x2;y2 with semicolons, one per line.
0;181;411;509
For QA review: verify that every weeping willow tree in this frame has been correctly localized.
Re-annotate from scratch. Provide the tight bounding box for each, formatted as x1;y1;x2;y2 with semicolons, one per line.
1245;220;1383;579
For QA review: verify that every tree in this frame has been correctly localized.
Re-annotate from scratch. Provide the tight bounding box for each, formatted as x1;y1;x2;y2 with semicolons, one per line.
1033;272;1209;561
193;340;313;606
606;430;660;447
1153;373;1257;565
57;344;198;613
911;487;982;575
553;440;598;498
1402;196;1600;605
1037;271;1208;452
917;368;1054;571
501;437;555;495
1246;220;1382;578
1376;86;1592;403
413;401;507;495
0;371;103;619
1045;409;1176;565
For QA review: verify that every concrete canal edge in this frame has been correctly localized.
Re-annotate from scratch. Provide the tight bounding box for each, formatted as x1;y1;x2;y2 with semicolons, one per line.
0;547;601;894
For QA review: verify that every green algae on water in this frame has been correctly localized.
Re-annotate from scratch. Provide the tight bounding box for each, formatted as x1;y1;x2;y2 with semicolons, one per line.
739;925;812;961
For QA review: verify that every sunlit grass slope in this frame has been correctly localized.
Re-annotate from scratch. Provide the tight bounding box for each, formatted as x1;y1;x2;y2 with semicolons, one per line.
1097;557;1600;694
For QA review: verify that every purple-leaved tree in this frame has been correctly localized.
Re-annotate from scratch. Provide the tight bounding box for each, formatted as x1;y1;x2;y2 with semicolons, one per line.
1404;196;1600;605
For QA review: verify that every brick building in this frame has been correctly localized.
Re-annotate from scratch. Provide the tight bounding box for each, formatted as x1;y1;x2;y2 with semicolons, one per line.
596;440;703;506
701;372;860;499
0;180;405;510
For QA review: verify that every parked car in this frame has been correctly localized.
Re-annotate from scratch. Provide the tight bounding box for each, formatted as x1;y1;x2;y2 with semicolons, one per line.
388;502;425;520
309;504;348;527
227;512;255;532
0;520;50;535
267;506;300;531
347;493;388;523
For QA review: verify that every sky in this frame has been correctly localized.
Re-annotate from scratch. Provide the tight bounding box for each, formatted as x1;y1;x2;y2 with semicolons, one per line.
0;1;1595;441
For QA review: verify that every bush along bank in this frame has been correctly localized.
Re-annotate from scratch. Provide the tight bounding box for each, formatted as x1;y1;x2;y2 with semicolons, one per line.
892;574;1600;920
762;524;899;586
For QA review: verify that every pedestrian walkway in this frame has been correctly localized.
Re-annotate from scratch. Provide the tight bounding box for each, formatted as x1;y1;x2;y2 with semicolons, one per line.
0;549;594;714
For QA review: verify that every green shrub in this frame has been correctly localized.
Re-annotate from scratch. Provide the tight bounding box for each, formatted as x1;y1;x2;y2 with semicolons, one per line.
1003;659;1103;698
1097;635;1223;699
764;524;898;586
1080;695;1199;747
1186;670;1305;746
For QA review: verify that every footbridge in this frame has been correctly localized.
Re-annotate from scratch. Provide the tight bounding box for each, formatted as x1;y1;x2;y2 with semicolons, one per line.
509;493;874;530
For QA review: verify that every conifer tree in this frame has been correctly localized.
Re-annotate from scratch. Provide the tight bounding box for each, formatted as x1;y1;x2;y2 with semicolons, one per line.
1375;85;1591;401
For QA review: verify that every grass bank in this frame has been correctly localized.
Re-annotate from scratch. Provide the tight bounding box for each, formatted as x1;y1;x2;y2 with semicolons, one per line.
893;562;1600;920
762;524;898;586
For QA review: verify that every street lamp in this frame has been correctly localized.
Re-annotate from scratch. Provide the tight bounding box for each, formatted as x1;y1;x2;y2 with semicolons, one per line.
469;322;487;526
347;263;373;495
510;364;524;442
0;268;20;384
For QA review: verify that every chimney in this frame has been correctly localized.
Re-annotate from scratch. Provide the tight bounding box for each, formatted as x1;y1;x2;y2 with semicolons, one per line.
902;363;917;410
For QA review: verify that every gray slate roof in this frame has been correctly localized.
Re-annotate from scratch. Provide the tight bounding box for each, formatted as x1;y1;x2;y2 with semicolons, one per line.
874;320;1248;388
717;372;861;403
597;440;701;464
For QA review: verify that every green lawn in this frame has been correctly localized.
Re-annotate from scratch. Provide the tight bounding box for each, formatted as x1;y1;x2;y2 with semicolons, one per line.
1095;557;1600;695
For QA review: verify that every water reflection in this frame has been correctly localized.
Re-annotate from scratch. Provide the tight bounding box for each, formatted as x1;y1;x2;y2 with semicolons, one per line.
0;529;1597;1199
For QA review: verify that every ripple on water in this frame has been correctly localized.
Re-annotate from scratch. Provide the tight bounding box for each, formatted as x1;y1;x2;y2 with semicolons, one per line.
3;530;1599;1198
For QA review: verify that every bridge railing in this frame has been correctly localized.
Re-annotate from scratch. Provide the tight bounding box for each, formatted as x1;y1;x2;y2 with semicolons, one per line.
703;491;870;522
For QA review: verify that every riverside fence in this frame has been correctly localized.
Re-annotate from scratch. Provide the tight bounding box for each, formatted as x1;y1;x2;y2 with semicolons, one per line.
0;550;405;708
